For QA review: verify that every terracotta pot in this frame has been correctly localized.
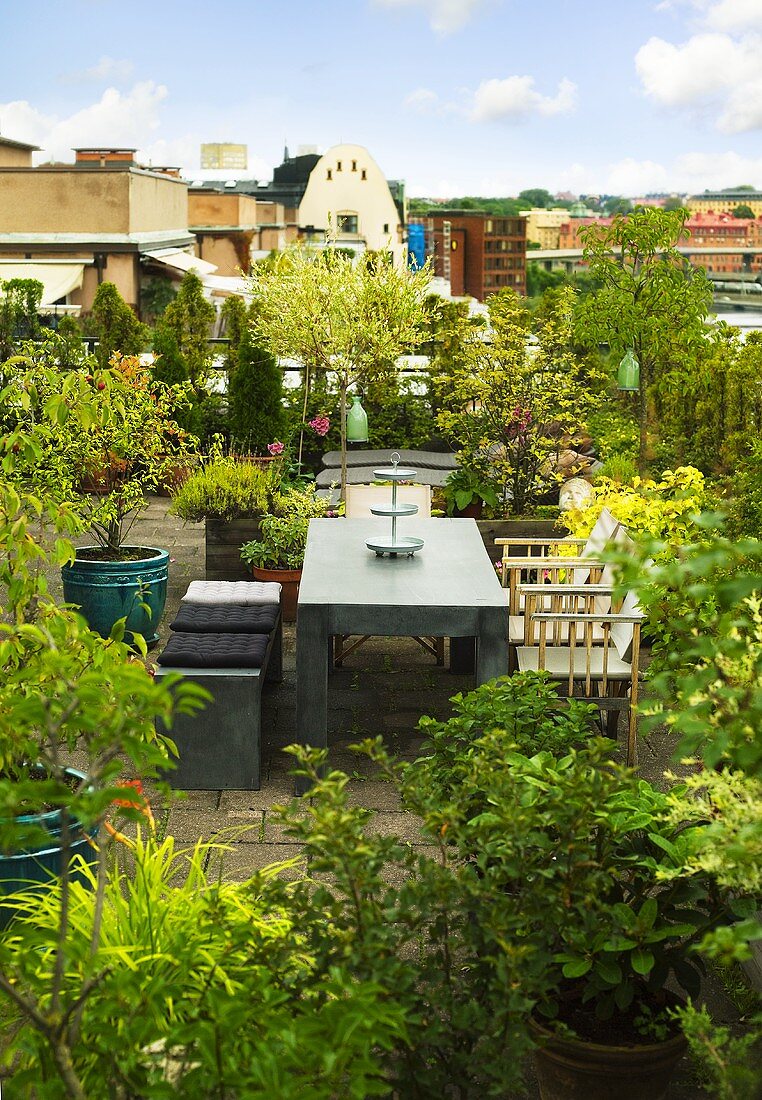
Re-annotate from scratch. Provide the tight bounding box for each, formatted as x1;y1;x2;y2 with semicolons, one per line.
530;1017;688;1100
251;566;301;622
452;499;483;519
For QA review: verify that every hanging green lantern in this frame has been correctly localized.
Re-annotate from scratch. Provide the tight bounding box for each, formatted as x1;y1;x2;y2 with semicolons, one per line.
617;349;640;392
346;393;369;442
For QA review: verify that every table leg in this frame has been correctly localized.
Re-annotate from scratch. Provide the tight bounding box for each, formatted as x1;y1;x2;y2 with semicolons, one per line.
295;604;329;795
476;606;509;685
449;636;475;674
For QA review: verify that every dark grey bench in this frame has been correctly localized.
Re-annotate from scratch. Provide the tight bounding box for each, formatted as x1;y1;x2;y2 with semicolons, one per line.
155;597;282;790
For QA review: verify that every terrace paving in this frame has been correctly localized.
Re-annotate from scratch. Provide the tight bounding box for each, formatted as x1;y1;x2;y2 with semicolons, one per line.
68;496;736;1096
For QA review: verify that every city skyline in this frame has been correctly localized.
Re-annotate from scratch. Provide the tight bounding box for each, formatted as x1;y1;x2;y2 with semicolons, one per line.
1;0;761;198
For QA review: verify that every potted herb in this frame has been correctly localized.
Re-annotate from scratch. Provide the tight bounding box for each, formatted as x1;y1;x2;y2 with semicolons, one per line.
240;485;336;620
1;340;197;644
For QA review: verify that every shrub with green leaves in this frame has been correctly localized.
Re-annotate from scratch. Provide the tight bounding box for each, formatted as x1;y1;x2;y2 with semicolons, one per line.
169;457;282;522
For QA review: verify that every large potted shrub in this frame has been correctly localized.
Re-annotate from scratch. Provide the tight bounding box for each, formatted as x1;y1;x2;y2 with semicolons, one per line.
170;451;283;580
401;674;756;1100
0;339;197;644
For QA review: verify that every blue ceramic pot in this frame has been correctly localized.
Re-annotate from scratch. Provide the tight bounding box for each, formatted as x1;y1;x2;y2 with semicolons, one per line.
0;767;96;928
62;546;169;646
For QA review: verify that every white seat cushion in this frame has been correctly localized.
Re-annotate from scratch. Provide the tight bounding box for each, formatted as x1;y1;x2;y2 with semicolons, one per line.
182;580;282;605
509;615;606;645
516;645;632;679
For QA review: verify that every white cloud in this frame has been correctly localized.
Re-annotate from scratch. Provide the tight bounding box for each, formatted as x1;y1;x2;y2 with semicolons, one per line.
674;149;762;188
470;76;576;122
61;56;134;84
403;87;441;113
374;0;485;34
604;158;672;194
655;1;762;31
0;82;168;163
636;3;762;132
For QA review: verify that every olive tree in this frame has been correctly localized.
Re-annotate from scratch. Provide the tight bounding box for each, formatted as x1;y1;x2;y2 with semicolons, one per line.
246;247;431;494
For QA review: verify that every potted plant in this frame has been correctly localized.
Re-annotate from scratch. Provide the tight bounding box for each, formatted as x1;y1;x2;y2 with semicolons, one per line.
441;464;499;519
1;339;197;645
401;674;753;1100
0;482;202;928
240;485;337;620
170;447;284;580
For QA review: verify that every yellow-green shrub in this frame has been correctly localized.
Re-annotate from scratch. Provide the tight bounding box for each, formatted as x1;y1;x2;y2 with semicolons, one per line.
562;466;711;544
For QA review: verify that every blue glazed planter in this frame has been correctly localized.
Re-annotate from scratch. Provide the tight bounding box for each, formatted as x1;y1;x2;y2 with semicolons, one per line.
0;768;97;929
62;546;169;646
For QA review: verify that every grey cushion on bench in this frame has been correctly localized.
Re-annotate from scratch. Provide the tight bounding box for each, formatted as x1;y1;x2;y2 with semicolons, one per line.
157;632;270;669
182;580;281;605
170;603;279;634
321;449;457;471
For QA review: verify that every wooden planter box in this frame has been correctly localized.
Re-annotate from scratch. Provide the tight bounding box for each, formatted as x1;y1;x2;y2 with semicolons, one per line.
476;518;568;563
205;518;262;581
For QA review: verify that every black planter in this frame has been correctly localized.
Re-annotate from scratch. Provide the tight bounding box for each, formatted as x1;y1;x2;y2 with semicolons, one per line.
205;518;262;581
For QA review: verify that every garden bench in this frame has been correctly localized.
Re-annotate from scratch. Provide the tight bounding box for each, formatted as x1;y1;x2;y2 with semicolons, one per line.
154;582;282;790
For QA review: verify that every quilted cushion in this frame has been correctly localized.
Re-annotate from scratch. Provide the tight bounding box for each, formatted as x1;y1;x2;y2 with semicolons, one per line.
170;603;279;634
157;632;269;669
182;580;281;606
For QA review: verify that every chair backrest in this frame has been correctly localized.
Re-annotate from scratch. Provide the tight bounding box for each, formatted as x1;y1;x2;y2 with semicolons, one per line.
344;483;432;519
572;507;622;585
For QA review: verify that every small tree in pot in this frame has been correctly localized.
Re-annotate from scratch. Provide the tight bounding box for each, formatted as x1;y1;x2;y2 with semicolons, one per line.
0;338;197;642
246;246;431;496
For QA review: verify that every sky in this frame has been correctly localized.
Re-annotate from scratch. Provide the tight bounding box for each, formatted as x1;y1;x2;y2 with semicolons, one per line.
1;0;761;199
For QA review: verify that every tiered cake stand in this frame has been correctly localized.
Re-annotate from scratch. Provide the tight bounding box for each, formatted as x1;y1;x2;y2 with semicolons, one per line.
365;452;425;558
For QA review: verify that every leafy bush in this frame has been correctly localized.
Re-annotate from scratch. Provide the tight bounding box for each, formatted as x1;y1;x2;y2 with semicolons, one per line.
726;438;762;539
240;486;334;570
563;466;711;545
169;457;282;522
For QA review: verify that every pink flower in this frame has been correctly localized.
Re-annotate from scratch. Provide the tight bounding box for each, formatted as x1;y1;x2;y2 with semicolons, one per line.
309;415;331;437
267;441;285;456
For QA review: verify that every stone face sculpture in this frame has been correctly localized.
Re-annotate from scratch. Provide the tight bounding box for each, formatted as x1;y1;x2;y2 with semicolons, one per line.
559;476;595;512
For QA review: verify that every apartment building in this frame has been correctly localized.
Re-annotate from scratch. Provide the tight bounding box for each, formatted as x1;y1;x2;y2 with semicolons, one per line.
0;146;195;312
414;211;526;299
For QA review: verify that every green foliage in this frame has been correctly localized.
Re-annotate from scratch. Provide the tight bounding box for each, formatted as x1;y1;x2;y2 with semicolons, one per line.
0;834;405;1098
726;438;762;538
676;1003;762;1100
441;465;498;513
220;293;248;373
402;685;750;1029
602;196;633;215
618;528;762;772
732;204;755;219
587;401;639;463
563;466;711;544
139;275;176;324
437;287;606;515
228;328;284;454
1;343;196;553
150;322;188;387
0;484;207;1095
576;208;714;469
0;278;43;360
52;315;88;370
518;188;555;209
239;486;334;569
655;326;762;474
247;247;431;492
159;271;215;387
169;456;282;521
89;282;148;368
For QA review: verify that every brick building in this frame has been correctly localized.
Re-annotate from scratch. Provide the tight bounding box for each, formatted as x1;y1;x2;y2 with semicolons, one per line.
413;211;526;300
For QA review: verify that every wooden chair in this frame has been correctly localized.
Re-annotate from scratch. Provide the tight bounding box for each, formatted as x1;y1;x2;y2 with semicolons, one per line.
515;583;644;765
334;484;444;666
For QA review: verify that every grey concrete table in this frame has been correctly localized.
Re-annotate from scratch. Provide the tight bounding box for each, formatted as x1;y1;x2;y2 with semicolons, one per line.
296;518;509;777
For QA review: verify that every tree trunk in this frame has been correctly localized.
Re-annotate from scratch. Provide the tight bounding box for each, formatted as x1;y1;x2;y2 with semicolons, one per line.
339;383;348;501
